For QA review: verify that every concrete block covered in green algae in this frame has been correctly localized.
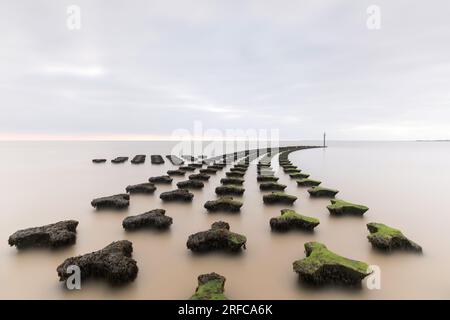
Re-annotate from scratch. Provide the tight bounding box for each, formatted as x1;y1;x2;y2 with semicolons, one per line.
293;242;370;285
220;177;244;185
159;189;194;202
257;175;279;182
225;171;245;178
122;209;172;230
57;240;138;284
257;169;274;175
200;168;218;174
283;168;302;174
190;272;228;300
259;182;287;191
327;199;368;215
307;186;339;198
230;167;247;173
296;178;321;187
204;196;243;212
176;179;205;189
187;221;247;252
188;173;210;181
263;192;297;204
215;185;245;196
270;209;319;231
367;223;422;252
149;175;173;184
167;169;186;176
282;166;298;171
126;182;157;194
289;172;310;179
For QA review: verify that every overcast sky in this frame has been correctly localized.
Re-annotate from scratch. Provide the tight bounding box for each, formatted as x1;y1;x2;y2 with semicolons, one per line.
1;0;449;140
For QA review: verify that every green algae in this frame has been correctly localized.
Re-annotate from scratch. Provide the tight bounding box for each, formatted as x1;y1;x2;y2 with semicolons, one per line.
307;186;339;197
293;242;370;285
367;222;422;252
190;273;228;300
296;178;321;187
270;209;319;231
327;199;369;215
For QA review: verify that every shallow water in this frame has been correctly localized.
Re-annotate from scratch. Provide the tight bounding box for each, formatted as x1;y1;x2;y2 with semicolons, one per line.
0;141;449;299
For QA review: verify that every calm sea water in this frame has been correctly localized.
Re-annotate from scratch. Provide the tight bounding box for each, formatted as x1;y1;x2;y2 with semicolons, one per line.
0;141;449;299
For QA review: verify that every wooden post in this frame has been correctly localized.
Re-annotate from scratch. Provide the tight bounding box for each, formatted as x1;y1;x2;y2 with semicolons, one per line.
323;132;326;147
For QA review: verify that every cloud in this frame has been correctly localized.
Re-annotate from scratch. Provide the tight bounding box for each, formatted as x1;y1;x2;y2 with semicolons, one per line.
39;64;105;77
0;0;449;140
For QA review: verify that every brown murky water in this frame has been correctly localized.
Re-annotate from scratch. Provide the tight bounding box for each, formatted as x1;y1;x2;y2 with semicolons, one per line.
1;141;449;299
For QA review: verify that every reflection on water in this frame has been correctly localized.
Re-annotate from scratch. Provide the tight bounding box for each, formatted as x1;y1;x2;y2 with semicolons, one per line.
0;141;449;299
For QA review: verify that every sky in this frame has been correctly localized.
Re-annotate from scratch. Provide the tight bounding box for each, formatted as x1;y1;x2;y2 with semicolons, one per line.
0;0;449;140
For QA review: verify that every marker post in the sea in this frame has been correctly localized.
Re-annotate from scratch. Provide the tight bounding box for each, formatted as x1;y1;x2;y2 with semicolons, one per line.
323;132;327;147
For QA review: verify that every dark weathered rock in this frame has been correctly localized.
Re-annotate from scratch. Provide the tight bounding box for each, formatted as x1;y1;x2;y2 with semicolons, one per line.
57;240;138;284
263;192;297;204
257;164;271;169
200;168;218;174
131;154;146;164
187;222;246;252
166;155;184;165
270;209;319;231
279;163;292;167
308;186;339;198
289;172;310;179
215;185;245;196
188;163;203;168
177;179;205;189
327;199;369;215
259;182;286;191
167;169;186;176
257;175;279;182
211;163;226;168
8;220;78;249
188;173;210;181
179;165;196;171
151;155;165;164
367;223;422;252
91;194;130;209
122;209;172;230
257;171;274;177
92;159;106;163
293;242;370;286
225;171;245;178
204;197;243;212
160;189;194;202
111;157;128;164
190;272;228;300
208;165;223;171
296;178;321;187
126;183;156;194
149;175;173;184
220;177;244;185
230;167;246;173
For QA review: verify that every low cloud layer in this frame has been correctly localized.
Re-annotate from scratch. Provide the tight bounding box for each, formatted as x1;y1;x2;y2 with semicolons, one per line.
1;0;449;140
